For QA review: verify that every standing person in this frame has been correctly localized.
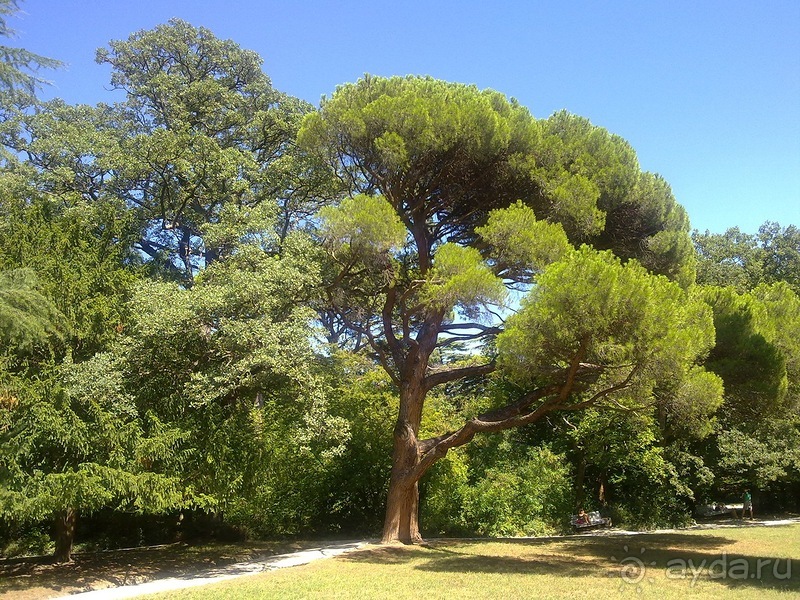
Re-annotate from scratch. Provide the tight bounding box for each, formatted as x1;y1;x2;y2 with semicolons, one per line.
742;489;753;519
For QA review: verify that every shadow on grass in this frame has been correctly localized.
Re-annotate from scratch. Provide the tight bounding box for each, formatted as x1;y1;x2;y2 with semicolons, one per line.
341;545;594;577
343;528;798;593
0;540;320;597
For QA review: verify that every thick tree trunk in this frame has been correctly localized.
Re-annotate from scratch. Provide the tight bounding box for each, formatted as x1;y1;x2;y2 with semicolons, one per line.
382;468;422;544
381;368;428;543
53;508;76;563
378;270;442;544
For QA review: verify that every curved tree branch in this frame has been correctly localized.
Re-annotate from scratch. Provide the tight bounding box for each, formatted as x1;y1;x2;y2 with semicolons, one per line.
424;360;496;391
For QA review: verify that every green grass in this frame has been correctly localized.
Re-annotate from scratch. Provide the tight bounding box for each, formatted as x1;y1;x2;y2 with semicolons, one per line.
147;524;800;600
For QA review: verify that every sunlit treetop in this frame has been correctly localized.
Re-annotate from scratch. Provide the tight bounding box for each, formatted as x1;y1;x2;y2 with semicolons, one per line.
300;75;695;286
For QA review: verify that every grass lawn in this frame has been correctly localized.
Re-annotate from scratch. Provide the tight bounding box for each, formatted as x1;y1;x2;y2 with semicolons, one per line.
145;524;799;600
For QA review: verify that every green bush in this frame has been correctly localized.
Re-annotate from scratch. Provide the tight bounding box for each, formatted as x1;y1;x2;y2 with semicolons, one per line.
423;444;572;537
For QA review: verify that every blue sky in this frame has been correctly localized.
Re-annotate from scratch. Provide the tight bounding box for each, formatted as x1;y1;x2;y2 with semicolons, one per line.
10;0;800;234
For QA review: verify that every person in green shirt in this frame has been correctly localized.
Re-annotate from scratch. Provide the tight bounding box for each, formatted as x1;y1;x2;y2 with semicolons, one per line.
742;489;753;519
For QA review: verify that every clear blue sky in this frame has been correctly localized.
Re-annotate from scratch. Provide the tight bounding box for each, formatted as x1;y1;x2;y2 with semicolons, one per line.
10;0;800;234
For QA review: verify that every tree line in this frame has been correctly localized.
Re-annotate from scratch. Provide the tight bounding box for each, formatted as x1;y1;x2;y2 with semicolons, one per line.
1;11;798;562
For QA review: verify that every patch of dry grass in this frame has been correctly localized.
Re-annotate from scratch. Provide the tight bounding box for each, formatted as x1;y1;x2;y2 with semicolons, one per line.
149;524;800;600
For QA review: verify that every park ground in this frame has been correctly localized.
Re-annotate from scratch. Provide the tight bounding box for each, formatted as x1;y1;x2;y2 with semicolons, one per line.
1;517;798;600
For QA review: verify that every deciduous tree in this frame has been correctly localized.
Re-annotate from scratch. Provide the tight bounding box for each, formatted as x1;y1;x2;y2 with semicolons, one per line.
8;20;316;282
693;222;800;294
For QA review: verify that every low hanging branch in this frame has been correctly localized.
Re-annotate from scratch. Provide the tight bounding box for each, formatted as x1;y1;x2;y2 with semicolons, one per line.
412;360;639;484
413;384;562;482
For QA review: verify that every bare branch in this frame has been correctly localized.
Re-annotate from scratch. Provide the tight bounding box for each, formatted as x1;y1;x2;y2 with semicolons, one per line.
424;360;496;391
561;415;578;431
364;328;402;388
558;336;589;403
438;323;502;334
560;364;642;411
382;285;403;366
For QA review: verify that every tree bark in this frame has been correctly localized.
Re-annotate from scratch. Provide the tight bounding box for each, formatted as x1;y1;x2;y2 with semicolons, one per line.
53;508;76;563
382;461;422;544
598;472;611;506
381;356;428;543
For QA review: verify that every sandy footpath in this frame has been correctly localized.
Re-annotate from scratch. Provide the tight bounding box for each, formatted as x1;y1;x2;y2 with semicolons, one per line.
51;541;369;599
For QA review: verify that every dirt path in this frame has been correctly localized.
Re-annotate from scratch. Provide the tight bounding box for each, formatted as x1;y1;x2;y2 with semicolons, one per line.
580;515;800;536
49;541;369;599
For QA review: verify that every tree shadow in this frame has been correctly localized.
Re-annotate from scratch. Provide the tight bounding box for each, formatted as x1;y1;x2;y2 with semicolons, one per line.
0;540;322;596
342;529;798;593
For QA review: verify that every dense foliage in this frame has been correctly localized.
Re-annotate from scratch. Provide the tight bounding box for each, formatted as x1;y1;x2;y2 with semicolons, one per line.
0;8;797;560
